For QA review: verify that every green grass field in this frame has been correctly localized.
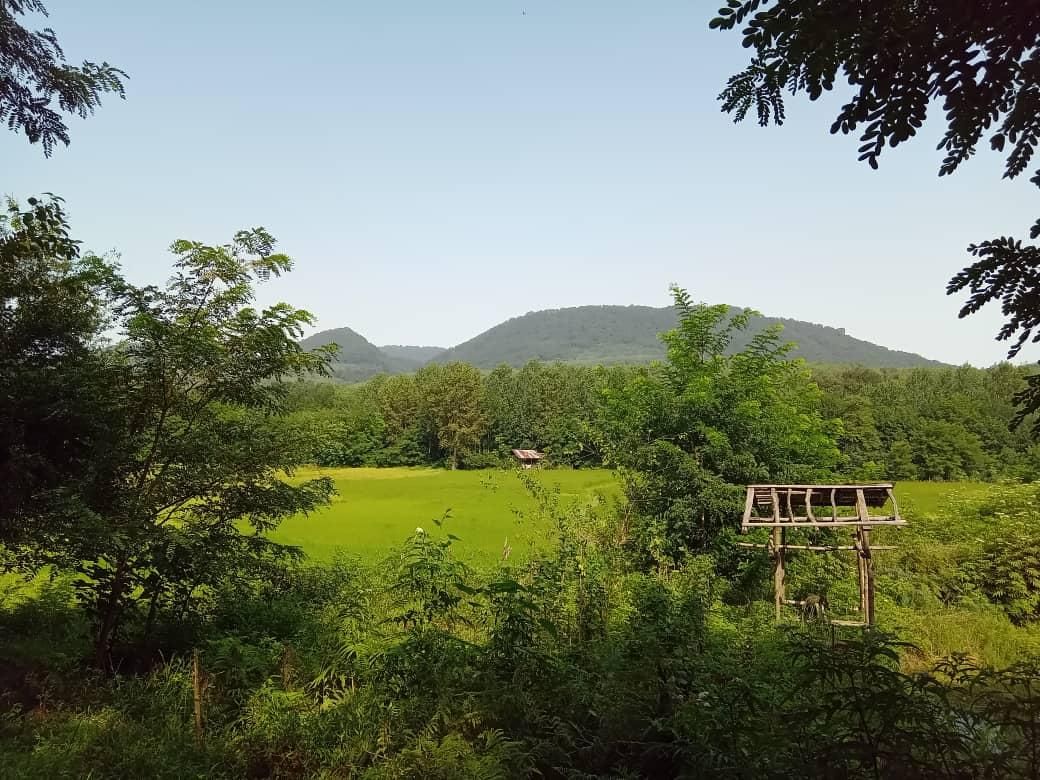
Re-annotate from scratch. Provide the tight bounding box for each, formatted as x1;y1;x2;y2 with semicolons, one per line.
272;469;991;563
271;467;622;563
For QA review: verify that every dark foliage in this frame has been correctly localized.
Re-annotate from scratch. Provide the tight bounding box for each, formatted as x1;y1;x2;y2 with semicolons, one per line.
4;523;1040;778
712;0;1040;427
0;196;122;542
1;0;126;154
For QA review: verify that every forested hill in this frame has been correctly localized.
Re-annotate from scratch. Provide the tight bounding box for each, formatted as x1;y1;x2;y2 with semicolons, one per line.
298;328;430;382
302;305;942;381
431;305;942;369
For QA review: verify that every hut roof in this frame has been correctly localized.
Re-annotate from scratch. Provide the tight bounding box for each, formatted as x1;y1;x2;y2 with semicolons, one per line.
511;449;544;460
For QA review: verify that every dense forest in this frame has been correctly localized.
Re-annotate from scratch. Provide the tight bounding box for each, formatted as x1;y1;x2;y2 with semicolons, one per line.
283;356;1040;482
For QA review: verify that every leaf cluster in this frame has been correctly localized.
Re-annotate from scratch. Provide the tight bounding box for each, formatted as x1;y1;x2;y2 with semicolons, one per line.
1;0;126;154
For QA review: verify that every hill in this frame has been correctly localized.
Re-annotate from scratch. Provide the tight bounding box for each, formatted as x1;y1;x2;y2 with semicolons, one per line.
431;305;942;369
301;305;942;382
298;327;423;382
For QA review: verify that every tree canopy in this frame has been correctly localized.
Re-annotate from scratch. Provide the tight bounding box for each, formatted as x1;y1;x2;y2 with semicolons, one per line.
0;205;337;669
598;286;840;562
0;196;122;539
712;0;1040;418
1;0;126;154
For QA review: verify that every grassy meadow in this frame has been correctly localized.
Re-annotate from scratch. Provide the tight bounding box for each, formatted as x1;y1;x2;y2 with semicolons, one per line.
273;467;986;562
272;466;622;563
268;469;1040;665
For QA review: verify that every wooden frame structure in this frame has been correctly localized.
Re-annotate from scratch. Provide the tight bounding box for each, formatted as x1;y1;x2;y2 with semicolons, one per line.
740;484;904;626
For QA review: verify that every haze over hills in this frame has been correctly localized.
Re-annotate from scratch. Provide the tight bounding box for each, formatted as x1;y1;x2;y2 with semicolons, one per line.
303;304;943;382
378;345;447;364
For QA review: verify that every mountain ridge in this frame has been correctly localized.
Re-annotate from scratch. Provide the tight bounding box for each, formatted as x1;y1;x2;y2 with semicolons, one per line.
303;304;943;382
431;305;940;369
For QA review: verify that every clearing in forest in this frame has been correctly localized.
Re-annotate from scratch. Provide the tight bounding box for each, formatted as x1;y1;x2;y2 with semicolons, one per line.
271;469;989;564
271;467;622;562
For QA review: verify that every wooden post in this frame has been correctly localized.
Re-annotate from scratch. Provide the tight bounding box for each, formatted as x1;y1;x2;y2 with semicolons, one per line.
861;526;875;625
192;648;204;746
856;527;866;617
773;526;786;622
855;488;870;524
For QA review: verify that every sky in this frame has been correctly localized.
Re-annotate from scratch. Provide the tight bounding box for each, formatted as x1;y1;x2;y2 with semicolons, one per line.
3;1;1035;366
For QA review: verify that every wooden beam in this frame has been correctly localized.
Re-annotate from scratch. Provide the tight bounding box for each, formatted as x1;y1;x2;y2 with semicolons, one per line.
770;488;781;524
737;543;896;551
748;484;894;490
855;488;870;524
805;487;815;522
741;486;754;533
193;648;205;746
886;486;900;521
741;519;906;527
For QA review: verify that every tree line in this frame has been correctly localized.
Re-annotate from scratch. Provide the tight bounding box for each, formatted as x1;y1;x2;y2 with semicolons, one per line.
283;351;1040;482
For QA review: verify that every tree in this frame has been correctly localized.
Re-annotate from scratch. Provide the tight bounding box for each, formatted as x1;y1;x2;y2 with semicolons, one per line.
2;0;126;154
417;362;487;469
0;196;121;542
600;286;839;562
4;227;337;669
711;1;1040;421
290;385;386;467
376;373;427;465
887;439;917;481
912;420;988;480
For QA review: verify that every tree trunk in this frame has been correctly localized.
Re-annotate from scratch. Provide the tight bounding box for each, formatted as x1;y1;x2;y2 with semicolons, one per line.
192;649;205;746
94;557;129;673
143;587;160;642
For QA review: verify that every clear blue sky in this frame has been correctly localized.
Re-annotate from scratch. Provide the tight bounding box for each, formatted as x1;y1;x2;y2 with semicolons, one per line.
3;1;1034;365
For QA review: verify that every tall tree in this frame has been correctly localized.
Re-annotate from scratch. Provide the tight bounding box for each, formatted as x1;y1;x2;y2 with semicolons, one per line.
601;286;839;562
711;1;1040;420
0;196;120;541
1;0;126;154
376;373;427;464
417;362;487;469
4;227;337;669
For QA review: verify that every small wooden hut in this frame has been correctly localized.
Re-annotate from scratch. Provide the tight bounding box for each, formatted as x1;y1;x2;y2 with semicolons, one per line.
511;449;544;469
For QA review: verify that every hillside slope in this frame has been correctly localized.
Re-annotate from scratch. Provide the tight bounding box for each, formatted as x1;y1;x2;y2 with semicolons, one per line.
431;305;941;368
299;327;421;382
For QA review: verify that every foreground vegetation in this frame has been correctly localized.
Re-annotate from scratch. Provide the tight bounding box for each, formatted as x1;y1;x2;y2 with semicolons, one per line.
3;477;1040;778
4;201;1040;774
